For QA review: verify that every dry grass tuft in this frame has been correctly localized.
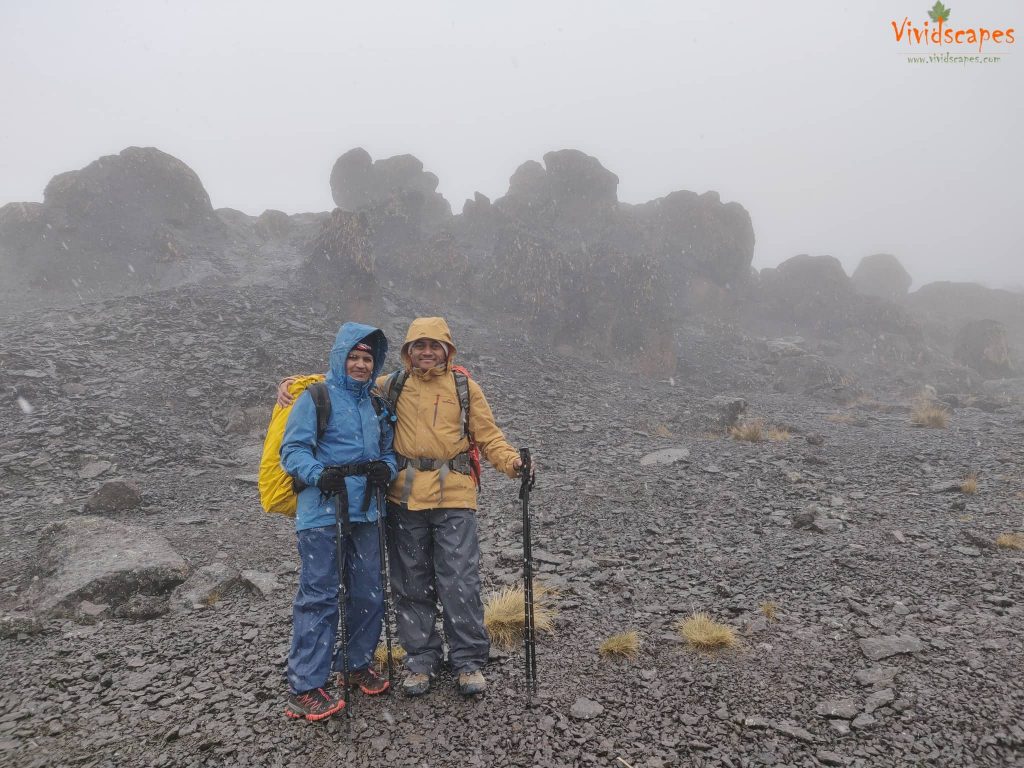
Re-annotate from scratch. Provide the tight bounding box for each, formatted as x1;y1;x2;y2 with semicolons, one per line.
598;630;640;660
484;583;557;651
373;642;407;673
910;397;949;428
767;427;791;442
729;420;764;442
760;602;778;622
654;424;674;438
676;612;738;651
960;473;978;495
995;532;1024;550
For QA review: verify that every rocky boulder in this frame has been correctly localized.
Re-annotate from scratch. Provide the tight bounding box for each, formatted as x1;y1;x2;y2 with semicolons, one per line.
632;189;755;289
330;147;451;232
954;319;1014;378
23;516;190;617
0;147;227;292
851;253;913;301
495;149;620;245
298;209;381;318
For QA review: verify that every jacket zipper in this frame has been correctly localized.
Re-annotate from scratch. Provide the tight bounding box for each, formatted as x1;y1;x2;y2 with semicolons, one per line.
433;394;440;426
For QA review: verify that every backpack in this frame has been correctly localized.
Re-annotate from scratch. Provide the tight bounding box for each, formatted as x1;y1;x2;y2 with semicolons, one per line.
384;364;482;488
258;376;388;516
258;375;330;516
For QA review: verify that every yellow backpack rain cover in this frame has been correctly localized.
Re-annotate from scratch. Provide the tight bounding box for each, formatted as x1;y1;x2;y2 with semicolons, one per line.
258;375;325;516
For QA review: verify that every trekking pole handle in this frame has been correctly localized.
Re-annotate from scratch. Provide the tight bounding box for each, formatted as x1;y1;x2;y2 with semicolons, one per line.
518;448;534;498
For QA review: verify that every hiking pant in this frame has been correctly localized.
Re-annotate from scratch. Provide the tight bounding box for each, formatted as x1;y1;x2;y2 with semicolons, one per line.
387;504;489;676
287;522;384;694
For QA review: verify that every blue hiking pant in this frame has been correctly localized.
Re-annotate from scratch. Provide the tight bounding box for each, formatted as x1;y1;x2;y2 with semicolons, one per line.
287;522;384;694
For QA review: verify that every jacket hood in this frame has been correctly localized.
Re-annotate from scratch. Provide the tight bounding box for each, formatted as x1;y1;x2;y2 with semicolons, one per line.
327;322;388;391
400;316;456;372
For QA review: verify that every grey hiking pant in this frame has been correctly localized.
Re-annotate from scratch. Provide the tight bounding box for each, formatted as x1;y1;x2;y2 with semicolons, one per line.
386;504;490;676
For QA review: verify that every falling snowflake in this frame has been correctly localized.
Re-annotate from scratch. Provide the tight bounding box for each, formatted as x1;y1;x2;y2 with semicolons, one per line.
17;397;34;414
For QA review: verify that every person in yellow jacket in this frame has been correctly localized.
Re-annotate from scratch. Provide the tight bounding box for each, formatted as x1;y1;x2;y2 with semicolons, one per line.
277;317;528;697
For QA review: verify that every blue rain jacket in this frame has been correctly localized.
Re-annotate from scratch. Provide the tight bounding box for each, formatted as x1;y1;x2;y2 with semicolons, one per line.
281;322;397;532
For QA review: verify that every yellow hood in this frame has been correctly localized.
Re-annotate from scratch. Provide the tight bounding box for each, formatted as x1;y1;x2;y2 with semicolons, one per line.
400;316;457;372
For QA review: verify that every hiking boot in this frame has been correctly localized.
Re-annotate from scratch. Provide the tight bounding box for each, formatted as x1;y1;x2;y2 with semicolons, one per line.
343;667;390;695
284;688;345;721
457;670;487;696
401;672;432;697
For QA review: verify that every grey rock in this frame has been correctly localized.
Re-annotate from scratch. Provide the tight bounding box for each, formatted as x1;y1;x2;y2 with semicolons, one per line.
810;517;844;534
859;635;925;661
854;666;899;688
850;713;876;730
569;697;604;720
984;595;1014;608
113;594;170;621
816;749;849;766
0;612;45;638
24;517;190;616
639;447;691;466
863;688;895;714
79;461;113;480
815;698;861;720
771;722;816;743
83;480;143;513
170;563;240;610
239;570;282;597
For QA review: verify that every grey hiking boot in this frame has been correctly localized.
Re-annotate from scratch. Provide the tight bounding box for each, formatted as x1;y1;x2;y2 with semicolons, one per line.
457;670;486;696
401;672;432;697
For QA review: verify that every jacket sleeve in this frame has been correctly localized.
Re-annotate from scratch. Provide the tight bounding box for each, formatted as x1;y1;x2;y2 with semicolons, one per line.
466;379;519;478
280;391;324;488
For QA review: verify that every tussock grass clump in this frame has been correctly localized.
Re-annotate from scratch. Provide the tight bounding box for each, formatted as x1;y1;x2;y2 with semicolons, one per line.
910;396;949;428
654;423;674;438
729;420;764;442
676;612;738;651
960;472;978;494
373;642;407;673
483;583;557;651
767;427;791;442
599;630;640;660
760;602;778;622
995;532;1024;550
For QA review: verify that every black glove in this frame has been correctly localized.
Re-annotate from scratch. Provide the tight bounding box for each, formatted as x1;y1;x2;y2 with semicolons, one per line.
366;461;391;486
317;466;349;494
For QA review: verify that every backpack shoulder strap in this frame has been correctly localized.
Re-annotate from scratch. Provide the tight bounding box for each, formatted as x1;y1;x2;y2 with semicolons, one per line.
453;370;471;439
307;382;332;442
385;369;411;407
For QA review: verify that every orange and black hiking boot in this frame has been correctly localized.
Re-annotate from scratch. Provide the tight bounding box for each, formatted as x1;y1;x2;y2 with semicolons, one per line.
343;667;390;695
284;688;345;721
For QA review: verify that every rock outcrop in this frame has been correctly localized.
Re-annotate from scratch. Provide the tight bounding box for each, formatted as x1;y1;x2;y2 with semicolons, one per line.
23;517;190;617
0;147;228;293
851;253;913;301
954;319;1014;378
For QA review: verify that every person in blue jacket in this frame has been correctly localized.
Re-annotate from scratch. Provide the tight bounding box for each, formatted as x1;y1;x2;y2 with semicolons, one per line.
280;322;397;721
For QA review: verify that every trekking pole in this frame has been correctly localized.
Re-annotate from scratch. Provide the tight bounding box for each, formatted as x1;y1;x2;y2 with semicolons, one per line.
519;448;537;705
374;482;395;689
333;490;353;724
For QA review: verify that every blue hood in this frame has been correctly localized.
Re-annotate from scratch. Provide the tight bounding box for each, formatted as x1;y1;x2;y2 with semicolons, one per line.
326;322;388;393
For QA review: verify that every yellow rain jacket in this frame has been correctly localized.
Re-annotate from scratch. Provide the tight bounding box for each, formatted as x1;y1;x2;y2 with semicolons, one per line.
375;317;519;511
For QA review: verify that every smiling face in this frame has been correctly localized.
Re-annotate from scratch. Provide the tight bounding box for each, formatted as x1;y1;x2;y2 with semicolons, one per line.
407;338;448;371
345;349;374;382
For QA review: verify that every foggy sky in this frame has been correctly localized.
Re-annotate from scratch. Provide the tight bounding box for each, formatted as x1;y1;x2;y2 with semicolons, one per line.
2;0;1021;289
